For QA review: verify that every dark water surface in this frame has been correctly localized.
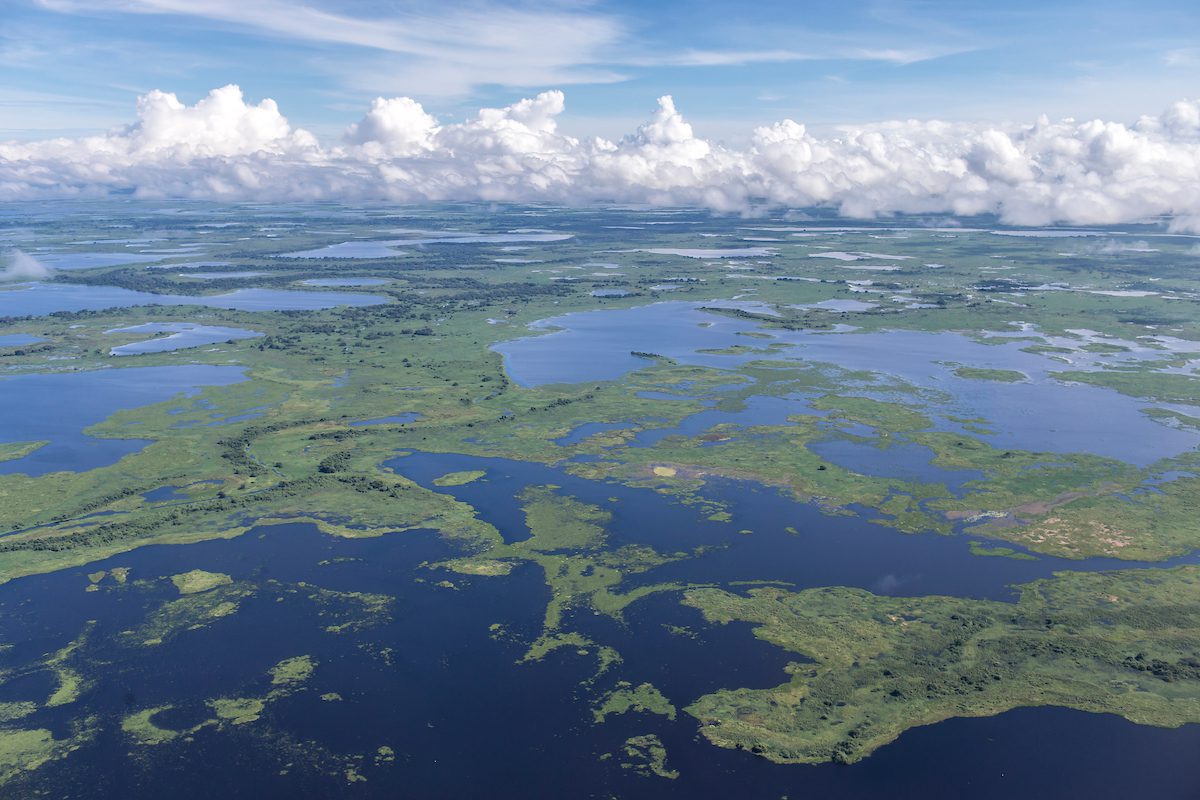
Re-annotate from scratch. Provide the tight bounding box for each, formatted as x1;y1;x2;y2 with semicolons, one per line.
387;450;1200;600
2;495;1198;798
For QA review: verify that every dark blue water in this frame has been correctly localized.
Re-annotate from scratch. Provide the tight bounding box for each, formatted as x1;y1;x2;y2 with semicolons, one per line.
385;451;1198;599
0;365;246;476
142;485;187;502
2;492;1196;797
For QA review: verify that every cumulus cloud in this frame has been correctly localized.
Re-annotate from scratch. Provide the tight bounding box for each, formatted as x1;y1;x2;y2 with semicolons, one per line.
3;84;1200;230
1;250;53;282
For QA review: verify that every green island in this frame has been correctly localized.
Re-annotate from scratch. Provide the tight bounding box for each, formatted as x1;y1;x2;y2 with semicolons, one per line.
684;566;1200;764
953;366;1027;382
431;470;488;487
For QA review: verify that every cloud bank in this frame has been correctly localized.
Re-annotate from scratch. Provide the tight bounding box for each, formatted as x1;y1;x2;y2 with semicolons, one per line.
3;84;1200;230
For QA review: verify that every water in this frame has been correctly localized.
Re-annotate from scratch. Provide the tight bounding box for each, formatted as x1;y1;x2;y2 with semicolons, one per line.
179;288;387;312
0;333;42;346
639;247;774;259
0;365;246;476
284;233;573;259
494;301;1200;465
108;323;262;355
627;394;816;449
280;241;408;259
791;298;879;312
386;451;1197;600
3;453;1195;797
807;438;984;495
554;421;635;446
0;283;388;316
4;205;1200;797
32;252;164;270
143;485;187;502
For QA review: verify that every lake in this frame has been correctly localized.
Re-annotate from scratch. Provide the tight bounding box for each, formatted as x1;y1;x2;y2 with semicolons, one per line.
0;364;246;476
0;283;388;316
493;301;1200;465
107;322;263;355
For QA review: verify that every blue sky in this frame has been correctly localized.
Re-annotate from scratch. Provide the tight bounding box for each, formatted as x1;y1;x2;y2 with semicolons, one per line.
2;0;1199;141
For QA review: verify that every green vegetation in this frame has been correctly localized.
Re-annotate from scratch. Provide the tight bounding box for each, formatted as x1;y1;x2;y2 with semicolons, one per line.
125;580;256;646
968;541;1038;560
171;569;233;594
0;441;47;463
593;682;677;723
438;486;687;665
0;727;90;783
209;697;265;725
121;653;320;746
1052;369;1200;404
616;734;678;779
1144;408;1200;430
2;207;1200;789
953;366;1026;382
270;655;316;686
433;470;487;486
684;566;1200;764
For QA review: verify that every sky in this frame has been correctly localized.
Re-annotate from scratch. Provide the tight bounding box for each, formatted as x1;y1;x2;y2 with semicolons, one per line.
0;0;1198;226
4;0;1199;141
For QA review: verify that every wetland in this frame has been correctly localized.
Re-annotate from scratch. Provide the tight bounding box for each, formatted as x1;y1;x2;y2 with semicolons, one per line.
1;201;1198;797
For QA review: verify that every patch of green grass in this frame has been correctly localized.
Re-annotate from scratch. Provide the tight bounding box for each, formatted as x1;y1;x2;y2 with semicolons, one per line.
953;366;1026;382
432;470;487;486
593;681;676;723
170;569;232;595
617;734;678;779
0;441;47;464
968;540;1038;560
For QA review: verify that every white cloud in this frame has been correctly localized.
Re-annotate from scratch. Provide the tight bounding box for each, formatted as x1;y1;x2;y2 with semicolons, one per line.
36;0;627;97
31;1;977;99
344;97;439;157
1;250;53;282
3;84;1200;231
